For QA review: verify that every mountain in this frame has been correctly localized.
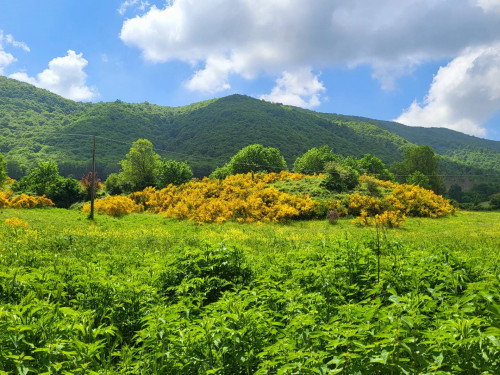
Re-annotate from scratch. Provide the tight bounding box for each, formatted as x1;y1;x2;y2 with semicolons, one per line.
1;76;499;185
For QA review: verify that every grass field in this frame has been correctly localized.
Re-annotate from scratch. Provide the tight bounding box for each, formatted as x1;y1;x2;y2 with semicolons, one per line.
0;208;499;374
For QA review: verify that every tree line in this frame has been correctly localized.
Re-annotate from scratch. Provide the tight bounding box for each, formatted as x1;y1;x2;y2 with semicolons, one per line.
1;139;498;209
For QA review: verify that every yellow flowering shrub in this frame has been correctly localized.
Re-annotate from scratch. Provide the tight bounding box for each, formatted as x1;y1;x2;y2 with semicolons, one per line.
384;184;455;218
4;217;28;228
350;178;454;227
348;193;384;216
353;209;406;228
125;173;317;223
1;191;54;208
84;173;454;225
374;210;406;228
82;195;144;217
359;175;395;189
8;193;54;208
0;191;12;208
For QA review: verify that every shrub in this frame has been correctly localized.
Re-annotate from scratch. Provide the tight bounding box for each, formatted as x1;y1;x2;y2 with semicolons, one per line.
490;193;500;210
210;144;287;179
82;195;144;217
321;161;359;192
80;172;104;200
104;173;125;195
293;145;339;174
11;161;84;207
326;209;340;224
8;193;54;208
157;160;193;187
4;217;28;228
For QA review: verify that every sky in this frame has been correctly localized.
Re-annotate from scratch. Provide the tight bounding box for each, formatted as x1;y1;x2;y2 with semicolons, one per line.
1;0;500;140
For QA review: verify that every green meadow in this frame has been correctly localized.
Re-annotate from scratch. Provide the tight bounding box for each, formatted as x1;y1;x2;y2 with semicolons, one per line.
0;209;499;374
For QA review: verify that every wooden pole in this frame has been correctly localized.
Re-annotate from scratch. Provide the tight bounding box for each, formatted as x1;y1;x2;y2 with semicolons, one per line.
90;135;96;220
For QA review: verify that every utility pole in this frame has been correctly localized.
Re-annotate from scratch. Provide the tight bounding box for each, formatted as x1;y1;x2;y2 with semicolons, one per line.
89;135;96;220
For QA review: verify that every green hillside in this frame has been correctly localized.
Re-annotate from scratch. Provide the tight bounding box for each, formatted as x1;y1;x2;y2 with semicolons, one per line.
335;115;500;170
1;76;499;181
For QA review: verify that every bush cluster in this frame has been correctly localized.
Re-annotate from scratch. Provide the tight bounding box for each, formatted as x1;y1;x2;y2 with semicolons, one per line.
130;172;317;224
0;190;54;208
349;178;455;227
82;195;144;217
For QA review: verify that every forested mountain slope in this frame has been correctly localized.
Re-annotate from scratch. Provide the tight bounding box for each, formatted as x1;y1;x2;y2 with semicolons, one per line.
1;76;499;179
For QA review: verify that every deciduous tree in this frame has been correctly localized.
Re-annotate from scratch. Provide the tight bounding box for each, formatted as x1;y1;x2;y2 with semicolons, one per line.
120;139;160;191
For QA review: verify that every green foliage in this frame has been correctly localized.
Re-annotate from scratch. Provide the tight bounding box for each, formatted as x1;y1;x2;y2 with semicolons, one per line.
406;170;431;190
210;144;287;179
11;160;84;207
447;184;463;202
12;160;60;195
0;209;498;374
490;193;500;209
293;145;339;173
391;145;444;193
103;172;124;195
357;153;392;180
48;176;86;208
209;163;233;180
119;139;160;192
0;151;6;188
321;161;360;192
157;160;193;187
272;175;333;201
3;77;497;181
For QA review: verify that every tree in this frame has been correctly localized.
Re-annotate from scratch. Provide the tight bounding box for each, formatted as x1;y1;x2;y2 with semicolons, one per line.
80;172;104;200
120;139;160;191
293;145;339;174
157;160;193;187
390;145;443;193
447;184;463;202
104;173;125;195
490;193;500;210
321;161;359;192
406;171;431;190
11;160;84;207
12;161;60;196
210;144;287;179
356;153;392;180
0;151;6;188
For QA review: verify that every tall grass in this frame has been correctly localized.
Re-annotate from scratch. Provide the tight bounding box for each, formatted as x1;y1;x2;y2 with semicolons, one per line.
0;209;498;374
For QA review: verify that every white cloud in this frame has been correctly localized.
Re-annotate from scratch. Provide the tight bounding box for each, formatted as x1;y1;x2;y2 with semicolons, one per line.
8;72;37;85
4;34;30;52
0;30;29;73
260;68;325;108
118;0;150;16
184;55;232;92
477;0;500;15
395;44;500;137
0;51;15;74
120;0;500;97
9;50;97;101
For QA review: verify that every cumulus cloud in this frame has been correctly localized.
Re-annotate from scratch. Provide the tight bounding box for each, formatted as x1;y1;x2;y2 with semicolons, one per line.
395;44;500;137
260;68;325;108
120;0;500;98
0;30;29;74
184;55;233;92
9;50;97;101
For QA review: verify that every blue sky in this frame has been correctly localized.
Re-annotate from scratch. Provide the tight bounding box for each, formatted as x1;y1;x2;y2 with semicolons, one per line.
1;0;500;140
